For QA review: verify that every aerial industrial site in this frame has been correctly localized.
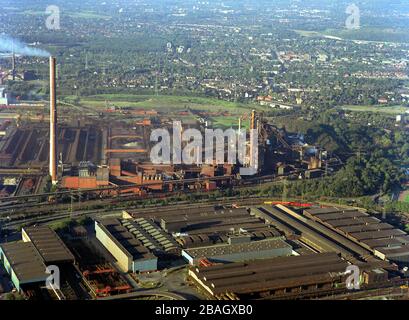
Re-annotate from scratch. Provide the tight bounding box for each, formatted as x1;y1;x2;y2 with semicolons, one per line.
1;0;409;306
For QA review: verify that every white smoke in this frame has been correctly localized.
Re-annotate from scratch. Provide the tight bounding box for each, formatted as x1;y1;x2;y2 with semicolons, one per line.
0;35;50;57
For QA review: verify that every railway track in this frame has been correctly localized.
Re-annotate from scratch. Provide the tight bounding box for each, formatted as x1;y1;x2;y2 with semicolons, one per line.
2;172;288;203
1;196;271;229
0;173;290;219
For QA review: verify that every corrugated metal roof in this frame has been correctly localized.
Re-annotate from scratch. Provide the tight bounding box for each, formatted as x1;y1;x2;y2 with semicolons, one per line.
184;238;291;259
0;242;47;283
192;252;348;295
24;226;75;264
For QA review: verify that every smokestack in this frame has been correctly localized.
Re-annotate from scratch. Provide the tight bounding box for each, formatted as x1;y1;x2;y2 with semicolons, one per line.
49;56;58;184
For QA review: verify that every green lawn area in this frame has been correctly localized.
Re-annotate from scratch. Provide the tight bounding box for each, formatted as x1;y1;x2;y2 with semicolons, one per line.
211;115;249;129
341;105;408;115
66;94;261;113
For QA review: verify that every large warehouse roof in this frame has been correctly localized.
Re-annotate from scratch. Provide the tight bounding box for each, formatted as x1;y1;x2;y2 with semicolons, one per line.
303;207;409;262
126;207;282;248
121;218;180;255
0;242;47;284
23;226;75;264
255;206;371;262
191;252;348;296
97;219;155;261
184;237;292;260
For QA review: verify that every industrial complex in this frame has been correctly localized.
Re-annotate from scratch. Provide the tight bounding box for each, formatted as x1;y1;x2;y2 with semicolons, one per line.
0;34;408;303
0;225;74;294
1;201;409;300
0;52;344;207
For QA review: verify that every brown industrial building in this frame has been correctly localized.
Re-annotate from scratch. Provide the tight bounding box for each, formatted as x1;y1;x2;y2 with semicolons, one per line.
0;225;75;293
252;205;373;264
22;225;75;264
189;252;351;299
182;237;293;265
0;242;48;292
125;207;283;249
303;207;409;265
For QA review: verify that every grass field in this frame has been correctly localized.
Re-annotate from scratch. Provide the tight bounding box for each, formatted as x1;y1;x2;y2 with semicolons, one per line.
210;115;249;129
66;94;261;113
341;105;408;115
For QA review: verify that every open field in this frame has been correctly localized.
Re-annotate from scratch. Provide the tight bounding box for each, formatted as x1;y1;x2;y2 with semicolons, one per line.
295;27;409;44
324;27;409;44
64;94;261;113
210;115;249;129
341;105;408;115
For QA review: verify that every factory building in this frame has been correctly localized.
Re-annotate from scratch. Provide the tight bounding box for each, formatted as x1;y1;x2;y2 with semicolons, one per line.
95;219;158;272
0;242;48;292
0;225;74;292
182;237;292;265
252;205;372;264
189;252;350;300
303;207;409;265
121;217;180;256
126;207;283;249
22;225;75;265
62;164;110;189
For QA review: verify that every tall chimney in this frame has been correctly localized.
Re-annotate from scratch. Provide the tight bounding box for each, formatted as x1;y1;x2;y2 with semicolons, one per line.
49;56;58;184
